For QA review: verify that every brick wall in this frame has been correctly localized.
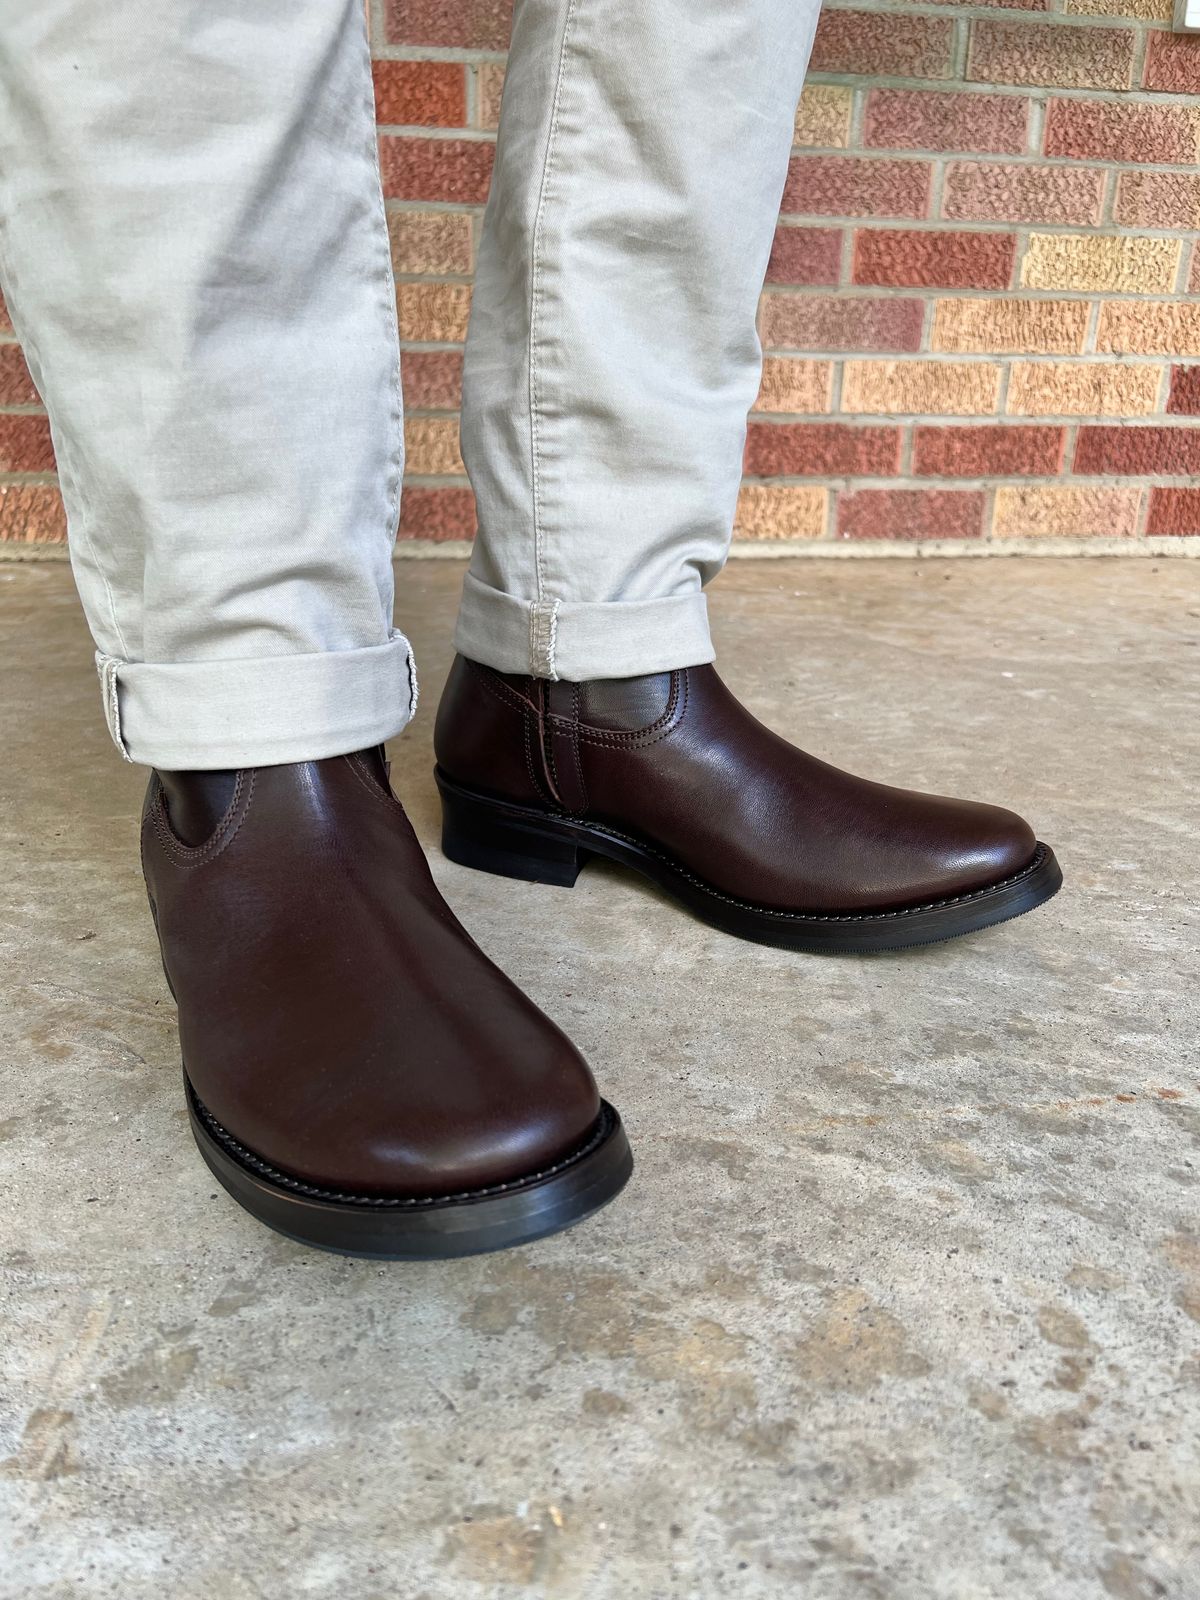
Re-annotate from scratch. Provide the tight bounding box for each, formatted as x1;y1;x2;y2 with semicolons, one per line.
3;0;1200;553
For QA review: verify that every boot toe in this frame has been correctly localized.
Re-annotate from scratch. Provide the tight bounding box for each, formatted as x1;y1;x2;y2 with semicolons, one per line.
265;1027;603;1200
414;1038;603;1198
937;800;1038;900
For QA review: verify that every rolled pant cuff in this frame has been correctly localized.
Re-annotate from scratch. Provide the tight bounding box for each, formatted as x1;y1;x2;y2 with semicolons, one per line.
96;631;418;769
453;571;714;681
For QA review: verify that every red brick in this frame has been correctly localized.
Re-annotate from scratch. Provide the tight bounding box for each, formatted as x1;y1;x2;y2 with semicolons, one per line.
913;425;1065;477
853;229;1015;290
864;90;1029;155
0;483;66;543
943;162;1103;225
0;291;10;333
759;295;925;353
385;0;512;50
1044;99;1198;164
401;350;463;411
1115;171;1200;230
1146;488;1200;535
836;489;986;539
967;22;1134;90
1168;367;1200;416
782;157;930;219
1074;426;1200;475
767;227;843;286
372;61;467;127
0;344;37;405
0;414;54;472
379;137;493;203
398;486;476;541
1142;31;1200;94
1192;246;1200;296
744;423;900;477
811;12;954;79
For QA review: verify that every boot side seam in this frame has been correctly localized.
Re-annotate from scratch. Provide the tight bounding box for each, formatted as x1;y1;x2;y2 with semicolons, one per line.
569;683;589;811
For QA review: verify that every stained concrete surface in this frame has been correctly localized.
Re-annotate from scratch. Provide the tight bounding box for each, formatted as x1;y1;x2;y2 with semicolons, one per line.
1;555;1198;1600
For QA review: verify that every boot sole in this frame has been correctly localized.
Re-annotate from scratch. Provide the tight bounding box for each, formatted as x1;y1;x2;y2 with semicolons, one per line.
185;1072;633;1260
436;769;1063;954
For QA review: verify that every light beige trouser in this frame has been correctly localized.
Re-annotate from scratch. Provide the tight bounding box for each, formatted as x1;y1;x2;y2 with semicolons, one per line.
0;0;819;768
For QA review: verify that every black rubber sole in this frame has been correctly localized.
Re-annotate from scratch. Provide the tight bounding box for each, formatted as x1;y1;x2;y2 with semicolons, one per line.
436;768;1063;954
186;1074;633;1259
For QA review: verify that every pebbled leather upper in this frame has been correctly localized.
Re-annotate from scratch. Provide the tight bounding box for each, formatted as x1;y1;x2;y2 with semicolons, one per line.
434;656;1039;914
142;753;600;1194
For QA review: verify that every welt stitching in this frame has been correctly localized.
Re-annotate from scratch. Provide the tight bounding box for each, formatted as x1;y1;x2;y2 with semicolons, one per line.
530;821;1048;924
194;1091;615;1208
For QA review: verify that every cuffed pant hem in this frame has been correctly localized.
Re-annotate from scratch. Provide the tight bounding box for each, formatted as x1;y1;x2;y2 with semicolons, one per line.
96;631;418;769
453;572;714;681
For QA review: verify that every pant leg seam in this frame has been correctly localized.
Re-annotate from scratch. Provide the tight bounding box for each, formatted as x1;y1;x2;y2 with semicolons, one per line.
0;230;132;663
527;0;582;677
355;0;405;569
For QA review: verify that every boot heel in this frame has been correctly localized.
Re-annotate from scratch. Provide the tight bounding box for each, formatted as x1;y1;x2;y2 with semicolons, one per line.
437;774;585;887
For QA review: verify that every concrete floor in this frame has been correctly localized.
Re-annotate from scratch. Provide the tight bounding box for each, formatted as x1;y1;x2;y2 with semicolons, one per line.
1;556;1198;1600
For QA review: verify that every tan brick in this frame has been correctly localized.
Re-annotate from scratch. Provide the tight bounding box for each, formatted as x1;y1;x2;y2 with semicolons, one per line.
932;298;1089;355
476;62;505;130
404;417;464;475
1097;302;1200;356
993;485;1140;538
754;358;834;414
389;210;473;276
1066;0;1171;18
842;360;1000;415
397;282;472;342
1006;362;1162;417
794;86;854;150
734;484;827;540
1021;233;1179;293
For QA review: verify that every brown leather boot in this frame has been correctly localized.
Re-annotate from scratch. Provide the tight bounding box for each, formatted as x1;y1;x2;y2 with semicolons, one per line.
434;657;1062;953
142;749;631;1257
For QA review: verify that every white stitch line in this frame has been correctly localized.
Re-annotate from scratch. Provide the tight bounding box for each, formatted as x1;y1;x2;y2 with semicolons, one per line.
359;2;405;557
526;0;581;673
